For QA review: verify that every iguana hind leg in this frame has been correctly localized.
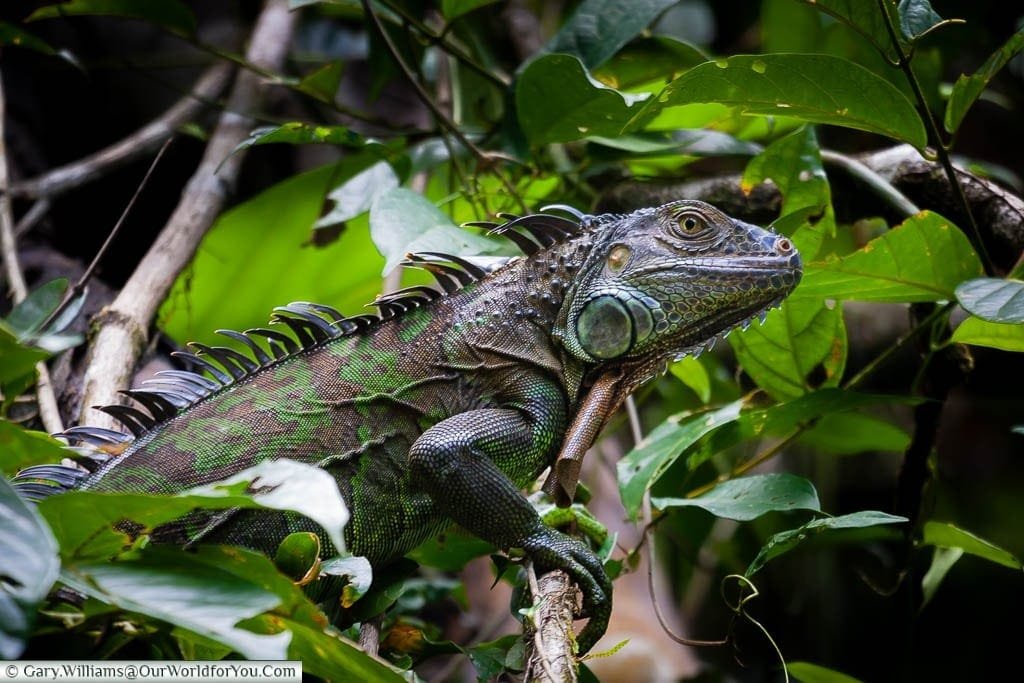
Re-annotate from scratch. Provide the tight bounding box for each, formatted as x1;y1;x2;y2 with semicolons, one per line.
408;402;611;654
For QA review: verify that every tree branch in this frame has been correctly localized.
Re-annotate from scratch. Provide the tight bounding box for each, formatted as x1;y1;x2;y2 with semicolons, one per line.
0;64;63;433
524;563;578;683
8;62;234;200
78;0;298;427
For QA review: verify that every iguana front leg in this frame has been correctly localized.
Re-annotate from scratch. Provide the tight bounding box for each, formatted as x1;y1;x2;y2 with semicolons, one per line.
408;392;612;653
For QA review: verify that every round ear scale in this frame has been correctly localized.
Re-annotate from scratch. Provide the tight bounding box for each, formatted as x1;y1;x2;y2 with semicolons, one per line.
576;295;634;359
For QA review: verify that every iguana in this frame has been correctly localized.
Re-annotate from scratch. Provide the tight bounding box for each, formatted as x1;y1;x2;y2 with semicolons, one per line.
14;199;801;653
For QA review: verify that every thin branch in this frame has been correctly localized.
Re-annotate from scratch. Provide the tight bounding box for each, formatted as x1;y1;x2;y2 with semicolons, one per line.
361;0;528;213
14;199;51;237
78;0;298;427
0;67;63;433
876;0;993;273
39;138;173;333
819;149;919;217
8;62;234;200
524;562;576;683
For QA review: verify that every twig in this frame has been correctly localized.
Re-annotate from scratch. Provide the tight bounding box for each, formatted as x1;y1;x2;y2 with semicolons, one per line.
360;0;528;213
358;615;382;656
0;67;63;433
8;62;233;200
39;139;173;333
819;149;919;217
78;0;298;427
876;0;993;273
14;199;51;237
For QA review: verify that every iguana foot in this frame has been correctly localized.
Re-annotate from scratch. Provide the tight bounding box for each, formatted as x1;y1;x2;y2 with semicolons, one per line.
522;526;612;654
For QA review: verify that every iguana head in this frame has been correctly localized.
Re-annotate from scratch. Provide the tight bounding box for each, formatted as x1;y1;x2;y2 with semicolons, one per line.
555;199;801;378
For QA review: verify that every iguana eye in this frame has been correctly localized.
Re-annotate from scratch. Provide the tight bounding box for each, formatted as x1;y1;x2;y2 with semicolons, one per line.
671;211;709;239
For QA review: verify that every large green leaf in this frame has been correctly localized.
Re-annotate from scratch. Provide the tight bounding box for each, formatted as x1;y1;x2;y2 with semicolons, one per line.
731;298;847;401
922;521;1022;570
0;476;59;659
794;211;983;302
742;126;834;259
629;54;927;148
797;412;910;455
516;54;648;146
542;0;678;69
313;161;399;231
746;511;907;576
653;473;821;521
28;0;196;37
369;188;505;274
0;422;73;475
955;277;1024;323
788;661;863;683
950;316;1024;352
159;162;386;346
38;460;349;561
617;389;912;517
592;35;708;90
945;28;1024;133
794;0;899;58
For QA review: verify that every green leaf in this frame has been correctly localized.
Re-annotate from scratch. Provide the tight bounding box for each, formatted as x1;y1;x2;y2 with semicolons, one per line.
408;528;494;572
794;211;983;302
945;28;1024;133
742;126;834;259
589;129;761;158
955;277;1024;323
159;162;386;346
296;61;344;102
630;54;927;148
39;460;349;561
0;421;73;475
4;279;67;337
28;0;197;37
950;316;1024;352
542;0;678;69
922;521;1022;570
669;356;711;403
314;161;399;231
897;0;945;41
794;0;900;58
0;475;59;659
747;511;907;576
788;661;864;683
617;390;914;517
731;298;847;401
921;546;963;607
617;400;744;517
797;412;910;455
284;617;404;681
0;20;80;68
235;122;376;153
515;54;648;146
63;547;289;659
274;532;322;582
441;0;500;21
653;473;822;521
592;35;709;90
467;635;522;681
0;328;47;392
369;188;504;274
320;555;374;608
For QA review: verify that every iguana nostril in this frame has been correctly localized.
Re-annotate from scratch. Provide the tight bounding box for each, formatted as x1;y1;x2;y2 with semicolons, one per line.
776;237;793;254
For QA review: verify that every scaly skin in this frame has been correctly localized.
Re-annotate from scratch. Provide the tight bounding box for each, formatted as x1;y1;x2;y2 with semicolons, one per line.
21;199;801;654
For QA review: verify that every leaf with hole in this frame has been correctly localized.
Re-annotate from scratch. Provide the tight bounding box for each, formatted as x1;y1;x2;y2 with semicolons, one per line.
653;473;821;521
629;54;927;148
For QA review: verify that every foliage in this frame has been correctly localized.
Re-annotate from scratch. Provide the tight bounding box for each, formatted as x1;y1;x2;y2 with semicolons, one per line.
2;0;1023;680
